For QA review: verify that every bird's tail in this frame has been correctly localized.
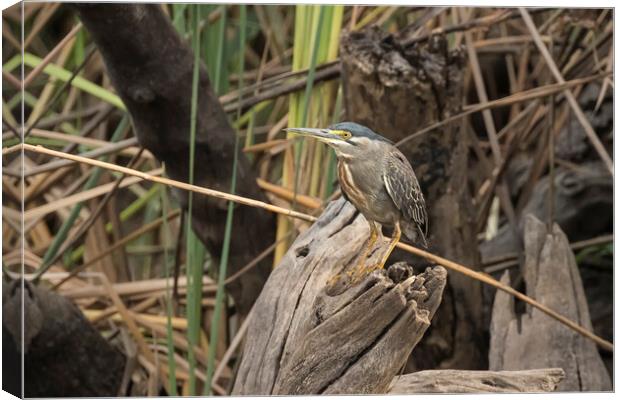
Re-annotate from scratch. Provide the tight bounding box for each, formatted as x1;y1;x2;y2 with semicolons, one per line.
402;220;429;249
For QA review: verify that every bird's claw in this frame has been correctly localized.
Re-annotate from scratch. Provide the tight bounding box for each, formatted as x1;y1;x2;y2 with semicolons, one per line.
325;262;385;296
350;262;383;284
325;271;352;296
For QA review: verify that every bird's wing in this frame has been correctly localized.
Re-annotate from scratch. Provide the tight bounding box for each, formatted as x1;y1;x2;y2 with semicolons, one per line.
383;150;428;237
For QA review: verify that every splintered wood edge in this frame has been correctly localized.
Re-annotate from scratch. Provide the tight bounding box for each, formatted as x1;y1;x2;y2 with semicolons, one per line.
273;264;447;395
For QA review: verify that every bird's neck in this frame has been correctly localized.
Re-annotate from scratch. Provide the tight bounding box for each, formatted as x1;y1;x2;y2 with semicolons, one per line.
335;152;354;162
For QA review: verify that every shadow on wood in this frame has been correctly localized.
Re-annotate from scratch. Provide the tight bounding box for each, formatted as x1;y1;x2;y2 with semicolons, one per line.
233;198;446;395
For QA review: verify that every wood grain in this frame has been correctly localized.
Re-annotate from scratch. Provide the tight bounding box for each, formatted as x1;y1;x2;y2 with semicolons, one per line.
389;368;565;393
233;198;447;395
489;214;611;391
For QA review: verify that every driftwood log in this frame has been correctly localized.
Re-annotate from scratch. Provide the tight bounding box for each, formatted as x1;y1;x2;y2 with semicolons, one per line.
232;198;447;395
2;280;125;397
340;26;485;371
489;214;611;391
73;4;274;316
388;368;565;393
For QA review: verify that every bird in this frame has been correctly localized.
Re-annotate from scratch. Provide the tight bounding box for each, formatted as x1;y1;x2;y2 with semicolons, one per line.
285;122;428;280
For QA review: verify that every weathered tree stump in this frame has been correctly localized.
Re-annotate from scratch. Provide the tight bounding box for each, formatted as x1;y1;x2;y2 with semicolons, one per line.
339;26;485;371
232;198;447;395
2;280;126;397
389;368;565;393
489;215;611;391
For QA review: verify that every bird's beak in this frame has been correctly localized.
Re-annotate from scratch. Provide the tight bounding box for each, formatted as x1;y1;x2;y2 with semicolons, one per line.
284;127;344;144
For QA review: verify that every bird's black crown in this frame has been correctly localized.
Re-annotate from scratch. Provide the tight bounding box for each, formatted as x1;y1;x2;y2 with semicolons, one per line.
329;122;393;144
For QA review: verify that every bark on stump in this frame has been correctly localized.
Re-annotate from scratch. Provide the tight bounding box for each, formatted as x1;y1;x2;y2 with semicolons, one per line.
2;280;126;396
73;4;274;316
489;214;611;391
339;26;485;370
232;198;447;395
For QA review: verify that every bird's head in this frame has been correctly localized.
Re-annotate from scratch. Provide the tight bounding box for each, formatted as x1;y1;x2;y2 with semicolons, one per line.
284;122;392;159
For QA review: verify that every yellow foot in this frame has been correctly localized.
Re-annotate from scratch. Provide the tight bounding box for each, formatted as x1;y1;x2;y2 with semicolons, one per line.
325;271;352;296
326;262;386;296
349;263;383;285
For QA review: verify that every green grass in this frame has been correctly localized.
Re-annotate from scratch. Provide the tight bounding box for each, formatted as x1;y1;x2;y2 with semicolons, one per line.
172;4;188;33
160;184;178;395
576;243;613;266
291;5;326;207
4;53;126;109
185;4;205;395
275;5;344;264
204;5;247;395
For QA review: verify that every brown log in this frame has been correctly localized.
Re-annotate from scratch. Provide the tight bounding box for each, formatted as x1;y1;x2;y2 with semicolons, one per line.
389;368;565;393
72;4;274;316
489;214;611;391
2;280;125;396
232;198;447;395
340;26;485;370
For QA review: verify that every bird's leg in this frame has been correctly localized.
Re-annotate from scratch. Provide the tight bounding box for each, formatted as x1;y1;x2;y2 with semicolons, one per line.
349;220;379;277
326;221;379;293
349;222;401;284
377;221;401;270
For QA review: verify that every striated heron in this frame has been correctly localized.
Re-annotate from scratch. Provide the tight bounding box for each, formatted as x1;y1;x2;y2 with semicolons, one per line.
285;122;428;280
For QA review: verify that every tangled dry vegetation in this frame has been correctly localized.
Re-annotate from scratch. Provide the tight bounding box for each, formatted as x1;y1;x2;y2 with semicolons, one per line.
2;4;613;396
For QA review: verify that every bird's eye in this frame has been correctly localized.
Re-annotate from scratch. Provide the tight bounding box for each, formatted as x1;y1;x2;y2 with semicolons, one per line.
331;129;352;140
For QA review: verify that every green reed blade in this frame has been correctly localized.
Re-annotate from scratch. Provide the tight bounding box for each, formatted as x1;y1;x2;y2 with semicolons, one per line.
292;5;326;207
160;184;178;395
172;4;188;33
204;4;246;395
20;53;125;110
34;116;129;282
186;4;204;394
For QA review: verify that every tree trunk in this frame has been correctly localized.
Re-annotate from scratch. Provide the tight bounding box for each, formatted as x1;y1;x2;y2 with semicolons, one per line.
489;214;611;391
232;198;447;395
73;4;275;316
339;26;486;370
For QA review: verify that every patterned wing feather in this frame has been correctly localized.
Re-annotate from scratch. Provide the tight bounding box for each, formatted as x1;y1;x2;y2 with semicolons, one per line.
383;150;428;238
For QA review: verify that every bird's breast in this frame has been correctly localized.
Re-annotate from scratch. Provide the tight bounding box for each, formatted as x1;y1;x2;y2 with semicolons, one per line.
337;161;367;209
337;159;398;225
